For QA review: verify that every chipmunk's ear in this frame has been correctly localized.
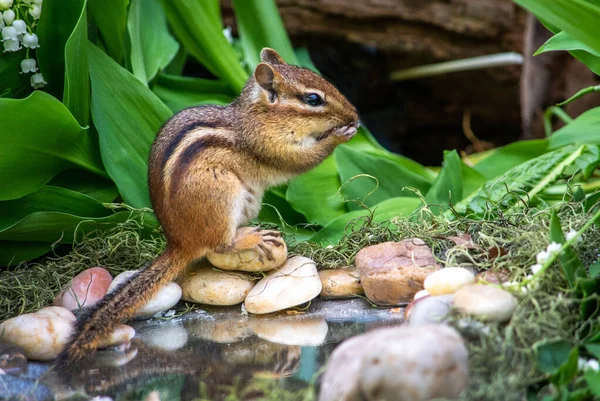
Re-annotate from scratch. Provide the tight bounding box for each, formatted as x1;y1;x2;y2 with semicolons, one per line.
260;48;286;65
254;63;279;102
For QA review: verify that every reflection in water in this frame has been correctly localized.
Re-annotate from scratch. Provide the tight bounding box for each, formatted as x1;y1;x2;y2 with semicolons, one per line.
44;299;403;401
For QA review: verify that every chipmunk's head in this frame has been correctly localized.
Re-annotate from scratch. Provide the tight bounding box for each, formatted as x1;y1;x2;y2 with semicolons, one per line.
244;48;359;147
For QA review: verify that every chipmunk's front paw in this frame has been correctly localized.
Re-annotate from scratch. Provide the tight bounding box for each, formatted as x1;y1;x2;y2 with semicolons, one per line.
207;227;287;272
331;121;359;143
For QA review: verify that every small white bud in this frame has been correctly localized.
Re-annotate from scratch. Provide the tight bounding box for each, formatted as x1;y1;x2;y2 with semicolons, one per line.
2;37;19;51
536;251;549;265
30;72;46;89
1;25;16;41
531;264;543;275
21;32;38;48
546;242;562;255
565;229;580;243
578;358;588;371
0;0;13;11
2;9;14;24
0;18;4;30
586;359;599;371
11;19;26;34
29;3;41;19
20;58;37;73
223;26;233;44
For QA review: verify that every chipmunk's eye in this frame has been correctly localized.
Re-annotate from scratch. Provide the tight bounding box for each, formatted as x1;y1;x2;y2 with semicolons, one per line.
303;93;324;107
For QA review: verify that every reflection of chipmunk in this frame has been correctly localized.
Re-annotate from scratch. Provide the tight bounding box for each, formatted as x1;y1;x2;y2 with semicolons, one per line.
57;48;359;366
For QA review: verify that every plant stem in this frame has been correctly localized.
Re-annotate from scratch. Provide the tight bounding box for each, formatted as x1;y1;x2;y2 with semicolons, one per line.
543;106;573;137
557;85;600;106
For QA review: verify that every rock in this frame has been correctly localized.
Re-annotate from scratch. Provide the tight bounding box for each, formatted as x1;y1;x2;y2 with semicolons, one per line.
319;268;364;298
98;324;135;349
0;307;75;361
179;266;255;305
424;267;475;295
0;375;53;401
250;317;328;346
0;343;27;376
405;295;454;326
186;317;253;343
453;284;518;322
137;323;188;351
109;270;182;318
53;267;112;310
413;289;429;300
244;256;322;314
318;324;469;401
206;228;287;272
476;269;511;284
355;239;440;305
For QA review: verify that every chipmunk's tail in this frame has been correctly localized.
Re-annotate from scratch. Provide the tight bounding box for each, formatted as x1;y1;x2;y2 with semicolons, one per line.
54;250;187;369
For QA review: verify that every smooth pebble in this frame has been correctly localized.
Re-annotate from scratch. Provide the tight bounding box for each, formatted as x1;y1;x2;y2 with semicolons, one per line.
97;324;136;348
413;289;429;300
319;268;364;298
53;267;112;310
424;267;475;295
109;270;182;318
179;266;255;305
405;294;454;326
244;256;321;314
138;323;188;351
453;284;518;322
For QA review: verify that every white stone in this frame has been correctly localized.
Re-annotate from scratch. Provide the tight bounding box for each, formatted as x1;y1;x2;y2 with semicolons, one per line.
424;267;475;295
453;284;518;322
244;256;322;314
137;323;188;351
318;324;469;401
250;317;328;346
405;294;454;326
98;324;135;348
0;307;75;361
413;289;429;300
179;266;255;305
108;270;182;318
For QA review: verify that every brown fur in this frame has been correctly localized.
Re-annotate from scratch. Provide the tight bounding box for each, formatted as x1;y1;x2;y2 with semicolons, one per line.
56;48;359;367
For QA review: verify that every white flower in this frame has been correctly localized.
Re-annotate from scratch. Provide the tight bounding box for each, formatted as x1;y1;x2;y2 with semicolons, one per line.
2;8;14;24
520;286;528;294
2;38;19;51
546;242;562;255
20;58;37;73
531;264;543;275
0;18;4;30
586;359;599;371
223;26;233;44
11;19;26;34
0;0;13;11
29;3;41;19
326;244;334;249
1;25;16;41
21;33;38;48
30;72;46;88
578;357;588;370
536;251;549;265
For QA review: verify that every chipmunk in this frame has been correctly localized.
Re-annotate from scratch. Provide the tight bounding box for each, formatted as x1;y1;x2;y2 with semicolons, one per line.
56;48;359;366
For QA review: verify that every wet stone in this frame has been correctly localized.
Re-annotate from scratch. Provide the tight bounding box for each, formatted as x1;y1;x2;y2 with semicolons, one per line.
405;294;454;326
179;266;256;306
250;317;328;346
424;267;475;295
453;284;518;322
319;267;364;298
54;267;112;310
0;343;27;376
356;239;440;305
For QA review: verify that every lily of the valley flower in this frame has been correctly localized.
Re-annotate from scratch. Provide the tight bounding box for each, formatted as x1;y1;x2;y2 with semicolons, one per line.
2;8;14;24
0;0;13;11
20;58;37;73
2;38;20;51
30;72;46;89
29;3;41;19
12;19;26;35
1;25;16;41
22;32;38;48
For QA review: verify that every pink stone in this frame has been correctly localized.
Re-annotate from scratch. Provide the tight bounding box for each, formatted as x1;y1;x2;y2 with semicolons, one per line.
54;267;112;310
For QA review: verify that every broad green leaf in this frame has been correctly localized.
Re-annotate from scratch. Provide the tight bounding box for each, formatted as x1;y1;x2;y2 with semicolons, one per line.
535;31;600;75
0;47;31;99
309;197;423;244
585;343;600;359
295;48;319;73
335;145;432;209
576;277;600;322
153;74;234;112
128;0;179;83
87;0;128;64
48;170;118;203
584;370;600;397
550;108;600;149
287;155;346;226
425;150;463;213
590;261;600;278
37;0;86;100
514;0;600;55
473;139;549;180
0;91;106;201
0;242;55;267
232;0;298;69
161;0;248;92
259;187;308;227
535;340;573;374
88;42;173;209
64;3;90;126
550;211;586;288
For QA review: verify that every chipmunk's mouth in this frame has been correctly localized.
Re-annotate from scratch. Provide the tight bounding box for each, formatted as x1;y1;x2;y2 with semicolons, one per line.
314;121;360;141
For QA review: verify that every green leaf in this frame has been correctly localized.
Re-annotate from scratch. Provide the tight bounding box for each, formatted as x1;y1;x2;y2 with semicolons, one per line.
535;31;600;75
535;339;574;374
47;170;118;203
63;2;90;126
37;0;86;100
590;261;600;278
514;0;600;55
295;48;320;73
232;0;298;69
550;108;600;149
128;0;179;83
550;211;586;287
335;145;433;209
584;370;600;397
259;187;308;227
287;155;346;226
87;0;128;64
161;0;248;92
309;197;423;245
0;91;106;201
0;47;32;99
585;343;600;359
576;277;600;322
88;42;173;209
473;139;549;180
425;150;463;213
153;74;234;113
